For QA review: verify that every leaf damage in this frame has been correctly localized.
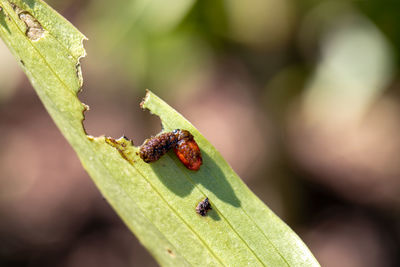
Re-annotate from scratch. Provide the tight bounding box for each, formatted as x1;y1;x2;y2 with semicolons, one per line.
10;2;44;41
105;136;136;164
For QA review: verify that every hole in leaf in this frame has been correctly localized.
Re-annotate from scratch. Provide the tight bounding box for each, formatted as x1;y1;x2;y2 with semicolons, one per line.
11;3;44;41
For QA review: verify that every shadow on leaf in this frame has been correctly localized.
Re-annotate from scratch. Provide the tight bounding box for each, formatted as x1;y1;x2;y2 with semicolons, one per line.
151;150;241;210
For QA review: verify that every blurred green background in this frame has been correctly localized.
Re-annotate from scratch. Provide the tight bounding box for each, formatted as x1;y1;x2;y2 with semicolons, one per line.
1;0;400;266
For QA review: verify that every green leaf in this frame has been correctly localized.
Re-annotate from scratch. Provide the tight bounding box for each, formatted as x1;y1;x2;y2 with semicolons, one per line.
0;1;320;266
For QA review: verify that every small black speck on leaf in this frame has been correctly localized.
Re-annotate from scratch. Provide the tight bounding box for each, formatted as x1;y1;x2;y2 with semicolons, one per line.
196;197;212;216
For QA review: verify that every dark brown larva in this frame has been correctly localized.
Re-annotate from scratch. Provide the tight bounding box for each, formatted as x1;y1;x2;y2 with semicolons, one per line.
139;129;202;170
139;132;177;163
196;197;212;216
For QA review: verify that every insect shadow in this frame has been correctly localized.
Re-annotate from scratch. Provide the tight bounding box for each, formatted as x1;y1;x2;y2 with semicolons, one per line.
150;150;241;209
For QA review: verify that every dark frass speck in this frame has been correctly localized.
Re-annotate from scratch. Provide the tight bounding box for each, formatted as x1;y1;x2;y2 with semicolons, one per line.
196;198;212;216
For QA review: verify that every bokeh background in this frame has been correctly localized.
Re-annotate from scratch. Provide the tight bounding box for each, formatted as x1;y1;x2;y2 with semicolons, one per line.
1;0;400;266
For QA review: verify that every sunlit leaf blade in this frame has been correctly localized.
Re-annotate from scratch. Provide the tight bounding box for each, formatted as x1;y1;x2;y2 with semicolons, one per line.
0;0;320;266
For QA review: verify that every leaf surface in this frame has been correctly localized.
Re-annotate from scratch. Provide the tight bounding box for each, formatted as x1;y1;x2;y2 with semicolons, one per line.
0;1;320;266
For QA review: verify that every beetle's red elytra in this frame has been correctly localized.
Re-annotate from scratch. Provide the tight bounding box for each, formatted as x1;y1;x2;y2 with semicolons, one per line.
139;129;202;171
